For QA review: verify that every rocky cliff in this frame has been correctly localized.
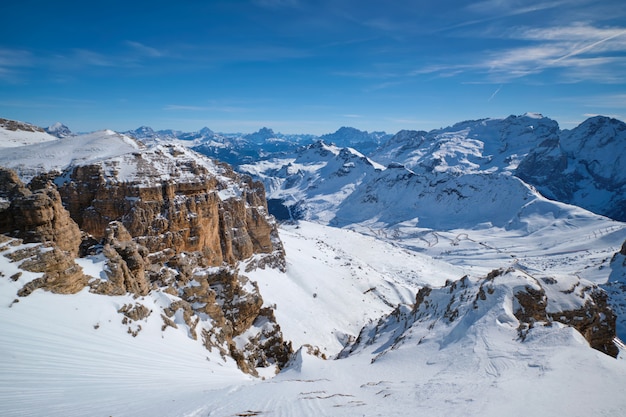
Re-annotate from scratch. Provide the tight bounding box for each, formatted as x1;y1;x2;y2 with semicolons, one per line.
55;145;283;267
0;138;292;375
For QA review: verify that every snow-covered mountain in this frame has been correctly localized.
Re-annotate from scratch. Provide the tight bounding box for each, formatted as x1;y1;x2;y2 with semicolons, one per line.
320;126;391;154
124;125;316;167
241;140;384;222
2;115;626;416
0;118;59;148
240;115;609;231
371;113;558;174
45;122;73;138
0;129;142;182
517;116;626;221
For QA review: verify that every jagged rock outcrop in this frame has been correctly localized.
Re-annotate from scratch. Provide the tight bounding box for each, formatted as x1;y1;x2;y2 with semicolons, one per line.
0;168;81;256
90;221;150;296
0;118;46;133
7;245;88;296
0;168;88;295
156;259;293;375
341;269;619;360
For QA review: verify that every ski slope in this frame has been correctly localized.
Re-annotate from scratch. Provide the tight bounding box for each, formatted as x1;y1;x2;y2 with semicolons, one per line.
2;221;626;416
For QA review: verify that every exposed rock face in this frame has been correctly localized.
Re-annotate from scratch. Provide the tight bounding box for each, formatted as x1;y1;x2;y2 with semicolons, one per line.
90;221;150;296
510;272;617;357
341;269;619;360
149;255;292;375
0;118;46;133
0;168;81;256
55;146;283;267
9;245;88;296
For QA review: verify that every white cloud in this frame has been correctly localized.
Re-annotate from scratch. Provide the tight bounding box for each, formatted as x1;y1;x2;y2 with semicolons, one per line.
125;41;164;58
424;23;626;83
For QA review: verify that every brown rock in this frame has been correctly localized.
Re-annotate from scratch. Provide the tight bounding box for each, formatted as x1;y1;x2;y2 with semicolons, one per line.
0;168;81;256
56;151;282;268
552;288;618;358
18;246;88;296
91;222;149;296
513;280;618;357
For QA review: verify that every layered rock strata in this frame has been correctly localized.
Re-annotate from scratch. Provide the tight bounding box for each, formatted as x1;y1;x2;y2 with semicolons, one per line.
0;142;292;374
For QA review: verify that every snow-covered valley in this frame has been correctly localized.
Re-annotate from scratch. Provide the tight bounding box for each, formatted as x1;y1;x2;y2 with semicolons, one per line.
1;115;626;416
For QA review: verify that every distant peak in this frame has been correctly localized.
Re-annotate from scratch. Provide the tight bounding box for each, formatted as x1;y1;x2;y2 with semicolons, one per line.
245;127;277;142
44;122;72;138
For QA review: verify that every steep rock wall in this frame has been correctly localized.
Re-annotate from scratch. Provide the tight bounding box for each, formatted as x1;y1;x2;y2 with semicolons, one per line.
55;147;282;266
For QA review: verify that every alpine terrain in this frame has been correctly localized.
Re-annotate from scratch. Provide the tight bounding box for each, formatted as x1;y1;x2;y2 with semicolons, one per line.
1;114;625;417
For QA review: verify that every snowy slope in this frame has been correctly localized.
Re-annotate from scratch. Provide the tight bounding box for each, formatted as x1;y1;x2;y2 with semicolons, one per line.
0;119;60;148
5;221;625;417
0;129;142;182
150;251;626;417
0;236;252;417
246;222;464;354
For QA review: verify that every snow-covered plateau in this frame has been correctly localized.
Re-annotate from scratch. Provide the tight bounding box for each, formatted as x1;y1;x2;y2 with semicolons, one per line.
1;114;626;417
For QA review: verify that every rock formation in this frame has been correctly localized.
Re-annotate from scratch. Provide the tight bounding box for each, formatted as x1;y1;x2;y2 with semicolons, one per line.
55;146;284;267
0;141;292;375
341;268;619;360
0;168;82;256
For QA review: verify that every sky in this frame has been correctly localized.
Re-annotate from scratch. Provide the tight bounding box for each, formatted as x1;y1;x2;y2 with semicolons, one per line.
1;0;625;135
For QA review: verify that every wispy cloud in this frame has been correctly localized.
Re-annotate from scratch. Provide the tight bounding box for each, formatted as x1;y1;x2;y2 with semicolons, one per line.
125;41;164;58
418;23;626;83
0;48;33;82
70;49;117;67
487;85;503;102
442;0;572;32
556;93;626;108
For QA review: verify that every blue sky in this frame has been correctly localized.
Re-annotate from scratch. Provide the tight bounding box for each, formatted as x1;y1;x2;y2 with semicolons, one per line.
1;0;625;134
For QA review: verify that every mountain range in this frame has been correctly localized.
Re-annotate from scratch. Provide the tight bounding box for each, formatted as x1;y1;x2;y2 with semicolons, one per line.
1;114;626;416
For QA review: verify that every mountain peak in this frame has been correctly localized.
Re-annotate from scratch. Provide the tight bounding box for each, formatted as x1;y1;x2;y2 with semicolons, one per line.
245;127;277;143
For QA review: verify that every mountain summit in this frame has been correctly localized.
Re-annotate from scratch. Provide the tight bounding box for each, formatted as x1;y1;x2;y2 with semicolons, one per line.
45;122;73;138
